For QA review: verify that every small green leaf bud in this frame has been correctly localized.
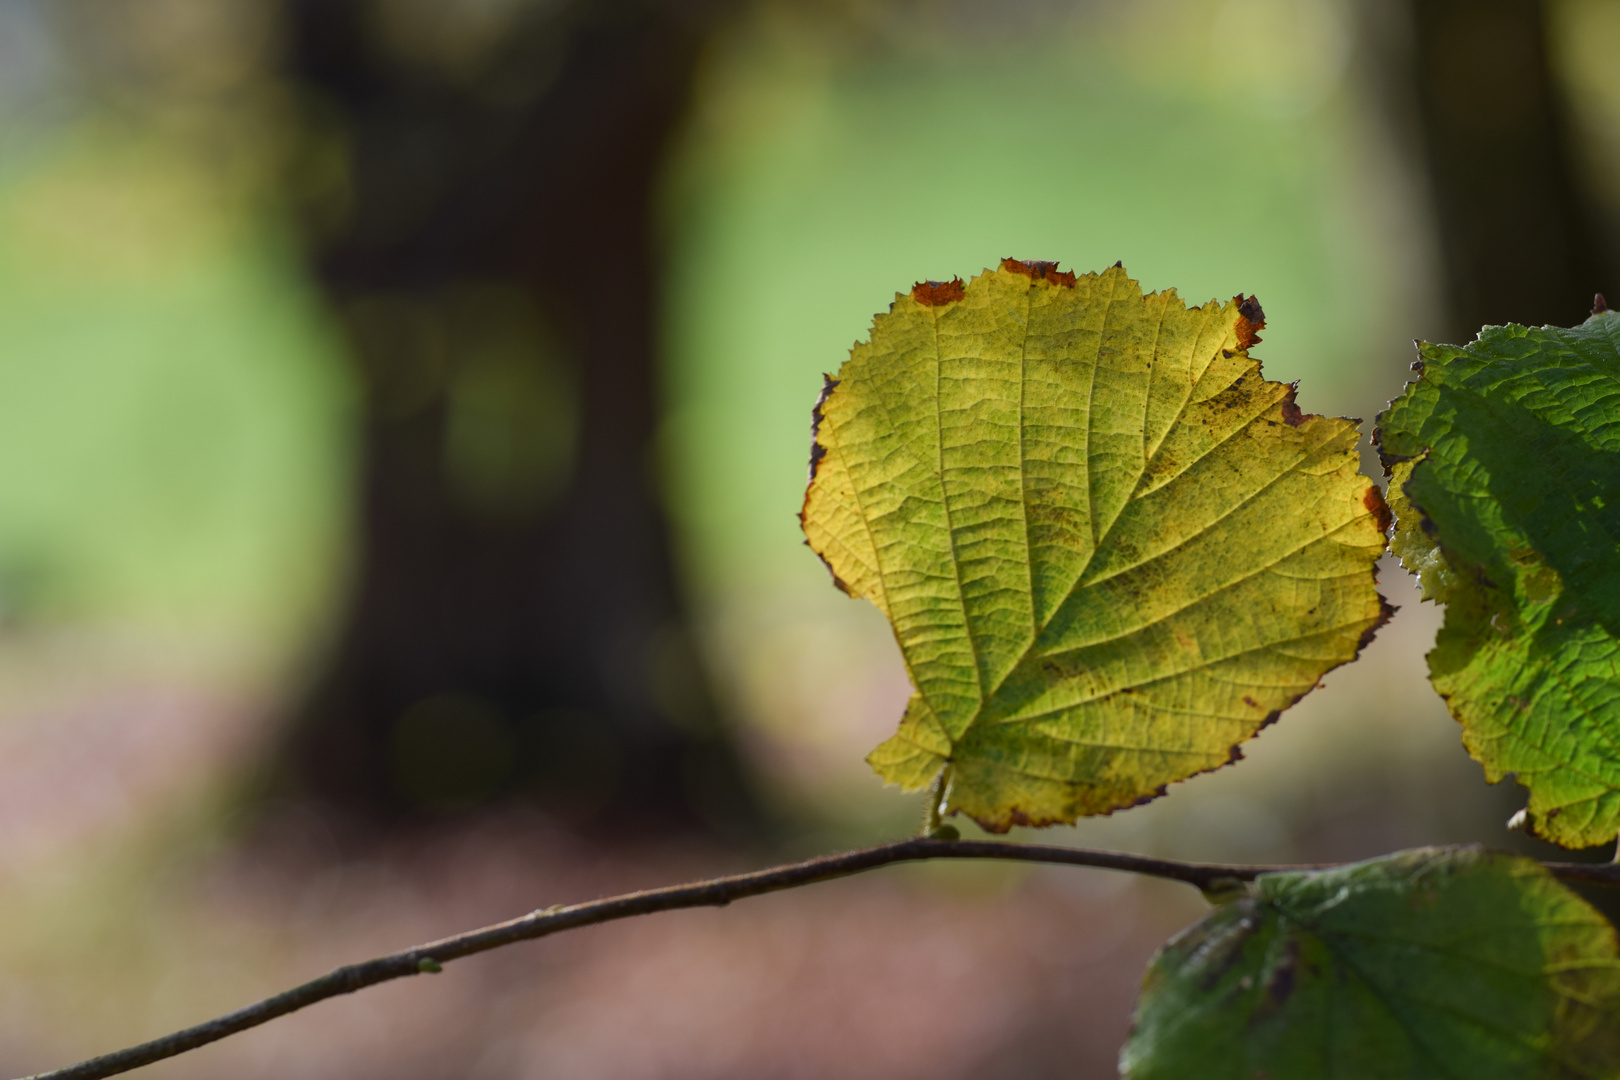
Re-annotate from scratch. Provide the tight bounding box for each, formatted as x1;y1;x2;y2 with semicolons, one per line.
1200;876;1251;905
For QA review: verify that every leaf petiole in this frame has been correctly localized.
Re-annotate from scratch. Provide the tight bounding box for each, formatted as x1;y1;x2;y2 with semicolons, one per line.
921;763;954;837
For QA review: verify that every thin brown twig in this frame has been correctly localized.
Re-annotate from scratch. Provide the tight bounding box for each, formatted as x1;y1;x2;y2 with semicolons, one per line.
17;837;1620;1080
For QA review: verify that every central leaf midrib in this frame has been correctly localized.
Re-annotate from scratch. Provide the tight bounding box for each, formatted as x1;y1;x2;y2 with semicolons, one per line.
1017;286;1037;646
932;302;987;714
966;277;1129;713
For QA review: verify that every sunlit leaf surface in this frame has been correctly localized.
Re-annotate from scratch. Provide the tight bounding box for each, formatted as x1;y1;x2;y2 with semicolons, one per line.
1120;848;1620;1079
802;261;1389;830
1376;310;1620;849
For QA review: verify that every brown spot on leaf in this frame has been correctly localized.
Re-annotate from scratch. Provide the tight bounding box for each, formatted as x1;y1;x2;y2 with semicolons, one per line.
1243;695;1260;708
1363;484;1392;533
805;374;840;483
994;808;1038;832
1227;745;1245;765
818;559;854;596
1000;258;1078;287
1595;293;1609;316
911;278;965;306
806;442;827;482
1278;385;1312;427
1370;425;1416;476
1259;710;1282;730
800;375;854;597
1266;940;1299;1008
1358;595;1398;654
1234;294;1265;349
1244;938;1302;1027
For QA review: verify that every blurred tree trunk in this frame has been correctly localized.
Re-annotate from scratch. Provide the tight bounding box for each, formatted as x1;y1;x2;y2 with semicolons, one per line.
276;0;757;833
1402;0;1614;335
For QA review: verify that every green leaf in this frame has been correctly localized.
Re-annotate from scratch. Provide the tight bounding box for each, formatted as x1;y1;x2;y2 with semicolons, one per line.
801;260;1390;830
1120;847;1620;1079
1375;311;1620;849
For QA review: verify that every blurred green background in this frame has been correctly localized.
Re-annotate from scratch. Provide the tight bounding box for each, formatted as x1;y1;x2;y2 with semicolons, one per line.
0;0;1617;1076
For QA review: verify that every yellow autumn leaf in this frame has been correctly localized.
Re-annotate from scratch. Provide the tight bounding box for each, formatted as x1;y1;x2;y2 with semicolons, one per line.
802;260;1390;831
